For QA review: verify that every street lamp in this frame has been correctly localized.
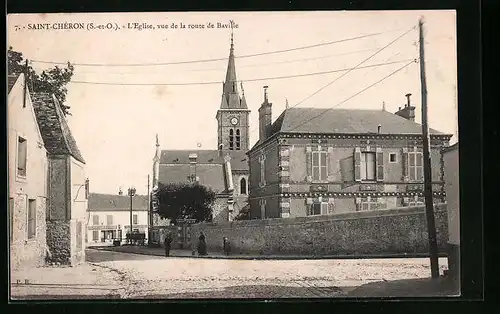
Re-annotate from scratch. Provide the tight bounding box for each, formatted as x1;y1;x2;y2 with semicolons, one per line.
128;187;136;244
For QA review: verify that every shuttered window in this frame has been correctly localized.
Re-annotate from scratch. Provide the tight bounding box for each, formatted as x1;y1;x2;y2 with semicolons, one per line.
409;152;424;181
376;148;384;181
106;215;113;226
360;152;376;181
92;215;99;225
92;230;99;241
312;150;328;181
17;137;27;177
309;202;328;216
27;199;36;239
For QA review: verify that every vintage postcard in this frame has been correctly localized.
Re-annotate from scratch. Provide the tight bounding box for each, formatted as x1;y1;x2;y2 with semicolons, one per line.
7;10;459;300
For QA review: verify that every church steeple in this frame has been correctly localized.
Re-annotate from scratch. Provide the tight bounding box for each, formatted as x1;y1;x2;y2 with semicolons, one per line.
216;32;251;152
221;31;246;109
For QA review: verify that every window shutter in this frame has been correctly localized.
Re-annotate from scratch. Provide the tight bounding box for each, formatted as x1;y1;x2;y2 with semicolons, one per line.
376;147;384;181
402;148;409;180
321;203;328;215
354;147;361;181
327;147;334;181
306;147;312;182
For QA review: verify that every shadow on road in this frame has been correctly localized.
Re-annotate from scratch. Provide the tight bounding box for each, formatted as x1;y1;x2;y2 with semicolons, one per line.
136;285;350;299
85;248;164;263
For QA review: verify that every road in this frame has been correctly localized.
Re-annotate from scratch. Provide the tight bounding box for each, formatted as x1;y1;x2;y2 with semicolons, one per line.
85;249;448;299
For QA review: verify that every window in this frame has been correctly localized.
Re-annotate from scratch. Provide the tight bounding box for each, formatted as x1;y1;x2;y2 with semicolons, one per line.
106;215;113;225
240;177;247;195
409;152;424;181
359;197;378;211
260;202;266;219
236;129;241;150
76;221;82;249
389;153;397;163
259;155;266;187
309;202;328;216
133;214;138;225
229;129;234;150
9;198;14;243
92;215;99;225
17;137;27;177
408;196;425;207
27;199;36;239
312;151;328;181
92;230;99;241
360;152;376;181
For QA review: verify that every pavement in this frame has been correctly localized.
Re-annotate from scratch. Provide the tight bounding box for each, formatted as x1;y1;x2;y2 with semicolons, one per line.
87;244;447;260
9;248;455;300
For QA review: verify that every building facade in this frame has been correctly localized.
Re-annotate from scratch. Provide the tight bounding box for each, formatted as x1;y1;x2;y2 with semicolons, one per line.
248;90;453;219
152;34;250;224
443;142;459;284
8;73;48;270
87;193;149;244
32;93;89;266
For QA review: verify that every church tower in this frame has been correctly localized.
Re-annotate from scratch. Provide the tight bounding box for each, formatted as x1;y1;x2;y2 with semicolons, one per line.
216;32;251;151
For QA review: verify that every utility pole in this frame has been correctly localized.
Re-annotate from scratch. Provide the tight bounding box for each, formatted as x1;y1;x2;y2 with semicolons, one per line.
419;16;440;279
147;174;151;246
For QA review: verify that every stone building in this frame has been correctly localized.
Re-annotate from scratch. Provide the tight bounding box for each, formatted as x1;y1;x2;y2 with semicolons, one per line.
442;142;459;285
151;34;250;223
8;73;48;270
247;89;453;219
86;192;149;245
31;92;88;266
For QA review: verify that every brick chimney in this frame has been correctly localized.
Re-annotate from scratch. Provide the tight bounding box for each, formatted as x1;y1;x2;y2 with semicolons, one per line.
394;93;416;121
258;86;272;142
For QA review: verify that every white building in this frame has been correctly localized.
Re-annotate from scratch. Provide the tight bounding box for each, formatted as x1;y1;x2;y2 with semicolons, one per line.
87;193;149;245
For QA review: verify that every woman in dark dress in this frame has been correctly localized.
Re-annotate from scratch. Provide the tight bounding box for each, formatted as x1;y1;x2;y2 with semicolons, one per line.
197;232;207;256
164;232;173;257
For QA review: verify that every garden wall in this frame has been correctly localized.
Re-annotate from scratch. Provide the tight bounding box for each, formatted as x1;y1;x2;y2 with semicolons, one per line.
190;204;448;256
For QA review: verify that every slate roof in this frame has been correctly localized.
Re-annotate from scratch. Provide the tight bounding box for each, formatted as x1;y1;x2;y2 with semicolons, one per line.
252;107;450;149
31;92;86;163
159;149;248;171
88;193;149;211
159;163;227;194
7;74;20;94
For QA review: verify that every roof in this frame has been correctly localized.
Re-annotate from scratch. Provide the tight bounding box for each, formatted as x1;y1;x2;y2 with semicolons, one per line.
31;92;86;163
251;107;450;150
88;193;149;211
159;149;248;171
7;74;20;94
442;142;459;154
159;163;227;194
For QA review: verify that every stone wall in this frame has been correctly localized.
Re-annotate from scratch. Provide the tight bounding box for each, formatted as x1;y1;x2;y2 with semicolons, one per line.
10;196;47;270
190;204;448;256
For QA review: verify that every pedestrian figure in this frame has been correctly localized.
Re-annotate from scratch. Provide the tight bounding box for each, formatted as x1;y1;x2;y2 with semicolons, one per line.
223;237;231;256
164;232;173;257
197;232;207;256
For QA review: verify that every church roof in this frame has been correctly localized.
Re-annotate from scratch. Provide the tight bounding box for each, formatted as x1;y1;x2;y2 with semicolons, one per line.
219;34;248;110
251;107;451;150
159;149;248;171
88;193;149;211
159;163;228;194
31;92;86;163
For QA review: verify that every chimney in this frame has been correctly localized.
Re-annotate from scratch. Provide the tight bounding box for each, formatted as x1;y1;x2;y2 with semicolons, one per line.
258;86;272;142
394;93;416;121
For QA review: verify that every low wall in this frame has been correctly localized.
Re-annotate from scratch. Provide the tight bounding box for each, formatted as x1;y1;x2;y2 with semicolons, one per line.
190;204;449;256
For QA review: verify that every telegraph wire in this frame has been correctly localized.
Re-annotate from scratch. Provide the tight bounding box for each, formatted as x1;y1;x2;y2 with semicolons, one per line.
67;59;414;86
29;29;401;67
285;59;417;133
243;25;417;137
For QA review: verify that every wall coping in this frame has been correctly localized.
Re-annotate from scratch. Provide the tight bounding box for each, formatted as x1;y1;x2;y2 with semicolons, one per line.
194;204;447;228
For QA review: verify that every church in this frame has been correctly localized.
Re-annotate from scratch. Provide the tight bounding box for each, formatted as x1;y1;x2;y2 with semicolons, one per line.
152;34;250;223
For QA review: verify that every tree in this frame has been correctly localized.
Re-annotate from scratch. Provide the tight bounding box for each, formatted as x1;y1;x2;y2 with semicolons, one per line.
8;46;75;116
155;182;216;224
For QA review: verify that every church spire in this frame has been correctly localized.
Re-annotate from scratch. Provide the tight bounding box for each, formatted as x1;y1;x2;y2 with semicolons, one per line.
152;134;161;189
221;31;241;108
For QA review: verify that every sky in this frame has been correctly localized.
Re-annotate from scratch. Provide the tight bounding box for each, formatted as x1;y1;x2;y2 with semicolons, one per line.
7;11;457;195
